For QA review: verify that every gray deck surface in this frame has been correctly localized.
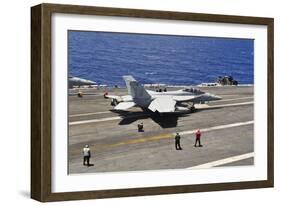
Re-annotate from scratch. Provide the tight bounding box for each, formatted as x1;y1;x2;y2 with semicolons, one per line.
68;86;254;174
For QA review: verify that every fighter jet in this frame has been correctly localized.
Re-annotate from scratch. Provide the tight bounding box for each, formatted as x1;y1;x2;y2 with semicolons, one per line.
68;76;96;88
105;75;221;113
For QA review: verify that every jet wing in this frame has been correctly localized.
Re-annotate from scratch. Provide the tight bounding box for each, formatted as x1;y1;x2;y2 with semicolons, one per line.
105;94;122;101
148;96;176;113
172;95;201;102
114;102;136;110
105;94;132;102
121;95;133;102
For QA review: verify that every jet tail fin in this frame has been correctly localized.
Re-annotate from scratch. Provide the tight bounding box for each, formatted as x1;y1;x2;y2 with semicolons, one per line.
123;75;151;99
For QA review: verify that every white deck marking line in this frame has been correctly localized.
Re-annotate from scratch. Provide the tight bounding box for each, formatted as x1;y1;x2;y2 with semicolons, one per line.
192;101;253;109
70;116;121;125
69;114;146;126
69;102;253;125
213;96;253;103
187;152;254;169
70;111;110;117
203;101;253;109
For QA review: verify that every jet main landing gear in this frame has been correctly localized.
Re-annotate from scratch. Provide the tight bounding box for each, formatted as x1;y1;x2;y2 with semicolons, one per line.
111;99;118;106
190;105;196;113
186;102;196;113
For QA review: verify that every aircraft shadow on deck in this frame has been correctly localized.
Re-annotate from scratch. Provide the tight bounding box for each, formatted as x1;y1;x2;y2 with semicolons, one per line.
110;109;189;128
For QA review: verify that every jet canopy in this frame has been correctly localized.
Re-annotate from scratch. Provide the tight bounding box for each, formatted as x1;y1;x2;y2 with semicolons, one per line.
182;88;204;94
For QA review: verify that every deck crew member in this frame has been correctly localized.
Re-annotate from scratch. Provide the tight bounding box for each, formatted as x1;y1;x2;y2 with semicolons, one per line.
77;91;83;97
194;129;203;147
137;122;144;132
175;132;182;150
83;145;91;166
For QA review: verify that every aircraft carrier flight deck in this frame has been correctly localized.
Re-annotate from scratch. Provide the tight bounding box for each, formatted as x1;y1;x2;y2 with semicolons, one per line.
68;85;254;174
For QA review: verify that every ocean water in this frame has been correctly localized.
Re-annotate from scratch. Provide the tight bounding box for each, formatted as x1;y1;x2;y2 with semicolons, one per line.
68;31;254;87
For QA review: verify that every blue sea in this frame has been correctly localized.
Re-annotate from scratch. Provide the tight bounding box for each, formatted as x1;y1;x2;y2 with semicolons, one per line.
68;31;254;87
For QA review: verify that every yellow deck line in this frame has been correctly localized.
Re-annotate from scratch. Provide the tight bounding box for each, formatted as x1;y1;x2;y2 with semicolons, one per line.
107;120;254;148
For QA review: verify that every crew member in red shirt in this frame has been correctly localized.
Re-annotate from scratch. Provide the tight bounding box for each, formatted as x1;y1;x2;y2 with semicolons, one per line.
194;129;203;147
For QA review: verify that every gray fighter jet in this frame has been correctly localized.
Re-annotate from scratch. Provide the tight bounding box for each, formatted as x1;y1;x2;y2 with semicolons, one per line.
105;76;221;114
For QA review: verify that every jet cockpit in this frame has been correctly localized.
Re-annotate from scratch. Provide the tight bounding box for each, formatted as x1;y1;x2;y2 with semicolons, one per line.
182;88;204;94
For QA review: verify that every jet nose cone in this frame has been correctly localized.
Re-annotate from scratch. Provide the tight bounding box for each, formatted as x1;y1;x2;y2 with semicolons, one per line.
205;93;222;101
86;80;95;84
79;79;95;85
212;94;222;100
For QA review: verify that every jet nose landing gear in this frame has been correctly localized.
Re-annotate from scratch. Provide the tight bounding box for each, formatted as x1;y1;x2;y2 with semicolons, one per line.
186;102;196;113
111;99;118;106
190;105;196;113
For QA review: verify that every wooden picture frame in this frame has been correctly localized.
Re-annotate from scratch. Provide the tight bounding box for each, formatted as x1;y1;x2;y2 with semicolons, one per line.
31;3;274;202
